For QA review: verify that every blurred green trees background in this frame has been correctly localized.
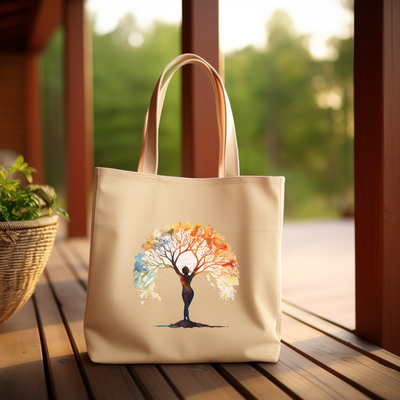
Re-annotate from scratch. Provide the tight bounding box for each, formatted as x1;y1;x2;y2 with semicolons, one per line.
41;9;353;220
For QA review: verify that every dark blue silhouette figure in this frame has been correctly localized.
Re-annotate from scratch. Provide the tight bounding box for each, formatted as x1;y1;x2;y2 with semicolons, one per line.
179;266;194;321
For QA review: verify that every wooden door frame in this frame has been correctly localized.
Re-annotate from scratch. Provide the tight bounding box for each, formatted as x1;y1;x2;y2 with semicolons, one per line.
354;0;400;355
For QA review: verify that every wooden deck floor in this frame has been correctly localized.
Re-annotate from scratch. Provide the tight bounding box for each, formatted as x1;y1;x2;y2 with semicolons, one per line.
1;235;400;399
282;219;355;330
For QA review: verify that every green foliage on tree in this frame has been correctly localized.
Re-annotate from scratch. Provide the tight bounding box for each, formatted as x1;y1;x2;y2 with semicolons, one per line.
41;9;353;220
42;28;65;193
225;10;353;218
92;14;181;176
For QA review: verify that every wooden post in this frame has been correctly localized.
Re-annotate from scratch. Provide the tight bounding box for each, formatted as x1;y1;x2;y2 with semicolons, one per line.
182;0;220;178
25;0;62;184
29;0;62;53
26;52;44;184
65;0;93;237
354;0;400;355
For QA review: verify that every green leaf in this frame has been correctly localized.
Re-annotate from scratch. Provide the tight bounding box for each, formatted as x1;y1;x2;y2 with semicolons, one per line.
14;155;24;170
57;207;71;222
0;205;10;221
20;167;37;182
26;174;33;183
0;157;63;221
25;167;37;173
5;156;37;182
4;180;20;189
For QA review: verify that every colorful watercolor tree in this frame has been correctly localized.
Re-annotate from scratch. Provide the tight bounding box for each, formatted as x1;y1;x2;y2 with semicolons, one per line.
133;222;239;328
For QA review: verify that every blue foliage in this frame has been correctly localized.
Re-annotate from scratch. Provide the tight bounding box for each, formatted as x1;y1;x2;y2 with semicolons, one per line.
154;235;171;249
134;249;146;272
132;229;174;295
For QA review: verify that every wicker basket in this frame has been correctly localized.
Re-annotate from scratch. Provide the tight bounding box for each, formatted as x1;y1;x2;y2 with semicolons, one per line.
0;215;59;324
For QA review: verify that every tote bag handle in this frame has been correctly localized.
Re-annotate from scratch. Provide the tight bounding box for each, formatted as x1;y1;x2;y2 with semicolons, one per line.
137;54;240;177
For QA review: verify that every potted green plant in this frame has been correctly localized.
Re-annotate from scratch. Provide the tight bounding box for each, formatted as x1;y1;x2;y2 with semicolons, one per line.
0;155;70;324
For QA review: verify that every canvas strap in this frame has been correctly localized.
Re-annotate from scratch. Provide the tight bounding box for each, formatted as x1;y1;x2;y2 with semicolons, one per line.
137;54;240;177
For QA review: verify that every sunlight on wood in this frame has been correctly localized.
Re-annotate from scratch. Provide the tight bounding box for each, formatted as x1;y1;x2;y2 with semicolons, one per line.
282;219;355;329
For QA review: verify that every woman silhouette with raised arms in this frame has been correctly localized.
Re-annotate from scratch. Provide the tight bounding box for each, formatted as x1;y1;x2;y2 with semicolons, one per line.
180;266;194;321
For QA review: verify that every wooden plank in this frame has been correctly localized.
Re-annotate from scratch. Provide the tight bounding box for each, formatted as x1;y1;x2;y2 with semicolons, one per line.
160;364;244;400
45;246;144;400
0;88;26;96
354;0;400;355
283;302;400;372
215;363;292;400
0;1;34;16
0;108;25;116
0;299;48;400
57;241;88;286
283;296;354;323
68;238;90;268
0;13;31;29
256;345;369;400
182;0;220;178
0;121;26;129
282;220;355;330
284;302;355;330
128;365;179;400
282;313;400;399
34;273;89;400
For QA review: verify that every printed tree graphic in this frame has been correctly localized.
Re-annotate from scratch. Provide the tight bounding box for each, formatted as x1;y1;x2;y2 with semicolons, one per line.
133;222;239;328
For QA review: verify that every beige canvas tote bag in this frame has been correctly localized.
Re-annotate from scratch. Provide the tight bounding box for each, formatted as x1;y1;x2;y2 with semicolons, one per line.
84;54;285;364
